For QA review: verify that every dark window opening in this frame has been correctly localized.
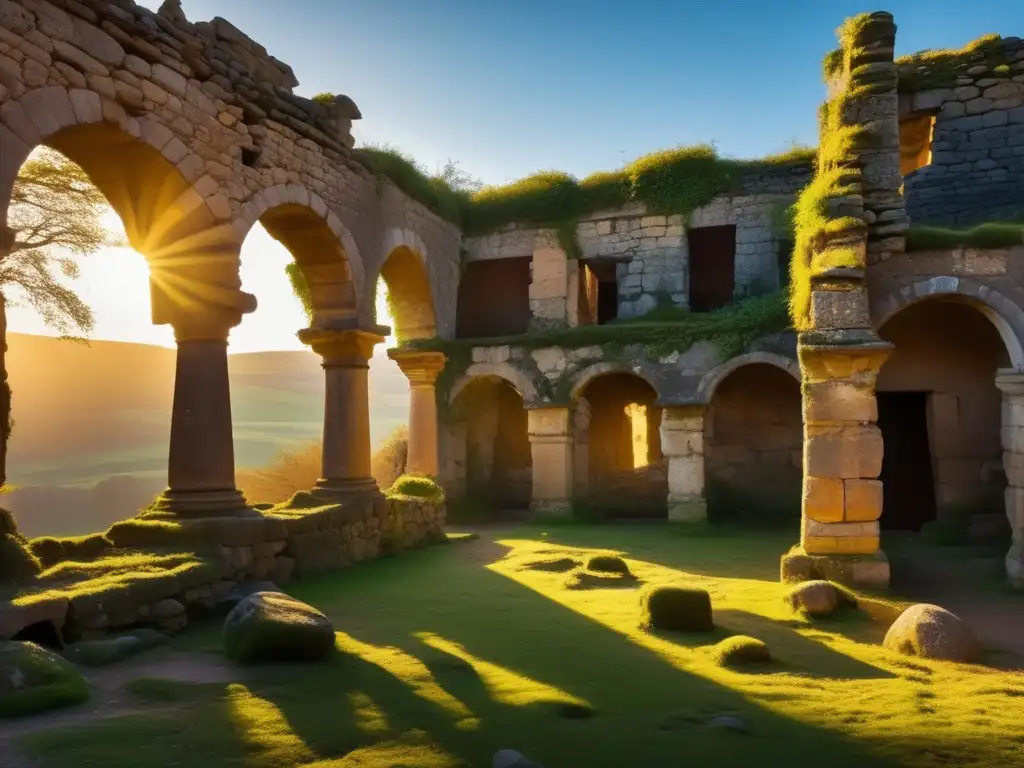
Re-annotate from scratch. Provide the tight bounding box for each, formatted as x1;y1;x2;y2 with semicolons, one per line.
688;225;736;312
456;257;531;338
878;391;937;531
583;259;619;325
241;147;259;167
13;620;64;650
777;239;794;289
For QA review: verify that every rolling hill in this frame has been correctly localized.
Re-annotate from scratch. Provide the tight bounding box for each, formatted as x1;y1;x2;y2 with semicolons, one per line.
3;332;410;536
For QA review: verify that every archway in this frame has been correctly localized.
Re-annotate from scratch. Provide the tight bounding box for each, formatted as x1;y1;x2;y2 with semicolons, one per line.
449;375;531;515
877;299;1011;534
704;362;802;523
0;112;230;530
377;232;437;343
574;372;665;518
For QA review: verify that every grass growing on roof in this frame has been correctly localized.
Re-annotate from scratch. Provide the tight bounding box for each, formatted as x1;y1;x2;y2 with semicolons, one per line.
896;34;1011;92
355;146;469;225
20;524;1023;767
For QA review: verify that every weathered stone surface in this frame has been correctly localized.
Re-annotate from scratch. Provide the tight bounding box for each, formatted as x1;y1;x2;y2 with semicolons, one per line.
63;629;167;667
784;580;846;616
0;641;89;716
883;604;981;662
223;592;335;663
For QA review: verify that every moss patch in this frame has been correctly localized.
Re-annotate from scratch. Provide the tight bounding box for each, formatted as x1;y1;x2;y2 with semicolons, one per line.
905;223;1024;252
386;475;445;505
0;641;89;718
896;34;1013;92
639;585;714;632
710;635;772;668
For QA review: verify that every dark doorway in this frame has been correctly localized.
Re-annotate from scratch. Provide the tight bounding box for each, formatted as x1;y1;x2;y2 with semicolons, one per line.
877;391;937;531
688;225;736;312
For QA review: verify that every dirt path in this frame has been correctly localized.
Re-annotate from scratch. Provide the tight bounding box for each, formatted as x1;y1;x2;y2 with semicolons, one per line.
0;649;236;767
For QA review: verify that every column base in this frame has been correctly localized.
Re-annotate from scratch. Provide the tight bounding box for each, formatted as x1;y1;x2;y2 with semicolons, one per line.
668;496;707;523
780;545;890;590
144;488;254;519
312;477;381;500
530;499;572;520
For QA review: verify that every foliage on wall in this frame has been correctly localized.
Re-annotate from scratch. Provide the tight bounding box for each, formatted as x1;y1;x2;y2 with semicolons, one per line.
895;33;1014;92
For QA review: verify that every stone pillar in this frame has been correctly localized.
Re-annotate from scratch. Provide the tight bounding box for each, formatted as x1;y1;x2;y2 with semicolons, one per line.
299;328;385;496
573;398;591;498
529;231;570;331
528;406;573;517
387;350;446;477
660;406;707;523
159;309;249;517
996;370;1024;588
787;340;893;588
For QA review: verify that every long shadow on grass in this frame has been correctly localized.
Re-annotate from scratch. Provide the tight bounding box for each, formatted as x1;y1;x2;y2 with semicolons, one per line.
270;546;903;768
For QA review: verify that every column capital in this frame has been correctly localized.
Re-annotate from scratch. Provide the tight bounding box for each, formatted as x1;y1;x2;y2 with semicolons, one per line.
298;328;385;365
387;349;446;386
798;339;893;383
170;307;246;343
995;369;1024;396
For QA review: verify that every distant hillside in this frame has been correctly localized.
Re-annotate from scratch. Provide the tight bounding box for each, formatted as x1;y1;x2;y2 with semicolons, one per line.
3;332;409;537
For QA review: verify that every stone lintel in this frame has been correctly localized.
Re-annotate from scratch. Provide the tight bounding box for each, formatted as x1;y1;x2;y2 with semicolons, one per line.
995;369;1024;397
298;327;385;365
387;349;446;386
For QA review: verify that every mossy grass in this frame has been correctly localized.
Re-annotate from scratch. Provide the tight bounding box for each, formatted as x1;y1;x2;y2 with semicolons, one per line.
15;525;1024;767
563;567;638;591
124;677;219;703
710;635;772;668
585;554;630;575
404;290;790;371
905;222;1024;252
896;34;1011;92
0;512;41;584
0;641;89;718
355;146;469;225
29;533;110;569
386;474;445;504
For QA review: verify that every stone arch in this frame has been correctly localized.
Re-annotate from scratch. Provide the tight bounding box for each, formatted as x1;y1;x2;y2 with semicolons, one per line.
1;86;244;320
449;363;539;405
696;352;801;403
569;362;661;402
873;277;1024;369
375;227;437;341
234;184;366;326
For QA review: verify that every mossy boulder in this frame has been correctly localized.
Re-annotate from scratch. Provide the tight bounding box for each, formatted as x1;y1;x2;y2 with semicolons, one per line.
0;508;41;584
883;604;981;662
639;585;713;632
585;554;630;575
711;635;772;667
223;592;335;664
784;580;852;617
63;629;167;668
0;641;89;717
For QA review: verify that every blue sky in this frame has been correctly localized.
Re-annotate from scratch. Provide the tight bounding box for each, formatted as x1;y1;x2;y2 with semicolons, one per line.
154;0;1023;186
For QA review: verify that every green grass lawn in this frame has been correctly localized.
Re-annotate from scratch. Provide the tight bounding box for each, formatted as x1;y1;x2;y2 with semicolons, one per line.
18;525;1024;768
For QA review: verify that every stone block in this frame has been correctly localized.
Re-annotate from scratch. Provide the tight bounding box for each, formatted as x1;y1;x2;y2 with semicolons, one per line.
802;380;877;423
1006;486;1024;531
803;476;844;523
1003;451;1024;483
804;425;884;479
667;456;704;497
1002;425;1024;453
844;479;883;522
667;497;706;523
781;547;890;589
803;533;880;556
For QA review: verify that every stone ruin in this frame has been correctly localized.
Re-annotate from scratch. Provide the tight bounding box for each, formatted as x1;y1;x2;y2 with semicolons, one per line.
0;1;1021;647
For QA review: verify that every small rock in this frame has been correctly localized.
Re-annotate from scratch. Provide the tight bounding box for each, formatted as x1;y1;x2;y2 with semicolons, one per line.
64;629;167;668
0;641;89;717
223;592;335;664
493;749;545;768
784;580;846;617
151;599;185;620
883;604;981;662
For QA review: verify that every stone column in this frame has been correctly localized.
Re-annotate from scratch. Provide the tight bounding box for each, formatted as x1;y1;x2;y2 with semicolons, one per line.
660;406;707;523
159;309;249;517
996;370;1024;588
387;349;446;477
788;340;893;588
528;406;573;517
299;328;385;496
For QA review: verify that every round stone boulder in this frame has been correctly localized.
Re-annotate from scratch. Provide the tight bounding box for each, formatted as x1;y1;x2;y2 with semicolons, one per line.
0;641;89;717
784;580;847;617
223;591;335;664
883;603;981;662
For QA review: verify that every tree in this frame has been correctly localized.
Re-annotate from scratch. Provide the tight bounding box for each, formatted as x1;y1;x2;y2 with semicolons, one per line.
433;158;483;194
0;148;118;485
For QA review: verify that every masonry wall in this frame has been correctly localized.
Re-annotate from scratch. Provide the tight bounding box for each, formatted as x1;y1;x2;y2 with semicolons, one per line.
463;164;809;327
899;38;1024;226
